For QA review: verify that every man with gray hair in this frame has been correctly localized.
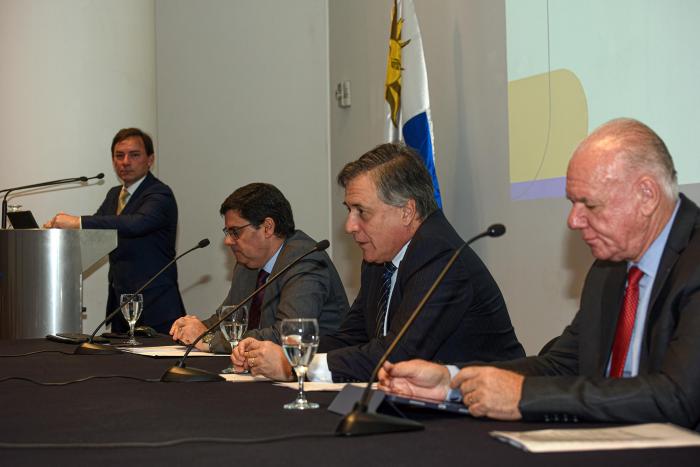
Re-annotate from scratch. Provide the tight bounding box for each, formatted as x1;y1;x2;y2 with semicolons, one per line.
379;119;700;430
232;143;524;382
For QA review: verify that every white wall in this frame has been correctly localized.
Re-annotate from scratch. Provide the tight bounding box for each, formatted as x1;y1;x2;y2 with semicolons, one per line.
155;0;331;317
0;0;157;332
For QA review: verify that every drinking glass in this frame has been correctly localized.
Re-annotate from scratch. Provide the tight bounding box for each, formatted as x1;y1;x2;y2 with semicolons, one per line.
281;318;319;410
120;294;143;346
219;305;248;374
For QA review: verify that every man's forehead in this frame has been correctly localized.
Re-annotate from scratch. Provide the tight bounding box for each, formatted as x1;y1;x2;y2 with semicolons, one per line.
114;137;146;153
224;209;247;224
344;173;379;201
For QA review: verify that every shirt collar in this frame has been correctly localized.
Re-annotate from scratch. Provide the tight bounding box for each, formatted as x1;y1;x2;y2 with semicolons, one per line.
262;242;285;274
390;241;411;270
632;199;681;277
123;173;148;195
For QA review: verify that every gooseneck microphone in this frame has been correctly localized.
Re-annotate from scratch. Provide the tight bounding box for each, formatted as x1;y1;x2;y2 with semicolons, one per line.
0;173;105;229
70;238;211;355
335;224;506;436
1;173;105;228
161;239;330;383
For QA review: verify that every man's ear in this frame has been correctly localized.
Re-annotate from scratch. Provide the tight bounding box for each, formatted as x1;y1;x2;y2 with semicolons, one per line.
401;199;417;225
263;217;276;237
637;176;661;217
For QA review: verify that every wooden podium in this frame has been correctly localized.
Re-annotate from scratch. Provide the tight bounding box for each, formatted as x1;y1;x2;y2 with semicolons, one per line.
0;229;116;338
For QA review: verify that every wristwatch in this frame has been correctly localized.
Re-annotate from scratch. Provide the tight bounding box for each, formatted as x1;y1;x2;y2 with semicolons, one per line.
202;332;215;350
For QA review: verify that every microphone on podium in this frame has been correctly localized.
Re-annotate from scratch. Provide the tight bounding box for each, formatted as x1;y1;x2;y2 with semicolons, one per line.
161;240;330;383
335;224;506;436
69;238;211;355
1;173;105;228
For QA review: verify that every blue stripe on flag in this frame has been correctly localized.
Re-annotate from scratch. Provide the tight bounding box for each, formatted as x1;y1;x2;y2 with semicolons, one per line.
402;112;442;207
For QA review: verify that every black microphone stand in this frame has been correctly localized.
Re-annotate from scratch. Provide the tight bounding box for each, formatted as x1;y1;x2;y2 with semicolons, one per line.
74;239;210;355
335;224;506;436
336;244;466;436
161;240;330;383
1;174;103;228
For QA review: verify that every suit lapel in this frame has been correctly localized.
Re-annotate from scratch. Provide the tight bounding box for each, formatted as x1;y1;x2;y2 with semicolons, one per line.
598;263;627;370
647;196;695;322
120;172;154;215
641;195;697;365
364;263;384;333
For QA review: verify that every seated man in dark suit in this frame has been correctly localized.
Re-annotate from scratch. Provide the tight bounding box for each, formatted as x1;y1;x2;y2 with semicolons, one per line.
232;143;524;382
45;128;185;333
378;119;700;431
170;183;349;352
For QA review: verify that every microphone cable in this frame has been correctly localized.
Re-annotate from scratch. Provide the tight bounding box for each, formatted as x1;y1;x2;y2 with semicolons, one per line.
0;431;336;450
0;374;161;386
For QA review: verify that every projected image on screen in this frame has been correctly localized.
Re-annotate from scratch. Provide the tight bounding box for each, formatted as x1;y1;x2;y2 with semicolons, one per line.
506;0;700;200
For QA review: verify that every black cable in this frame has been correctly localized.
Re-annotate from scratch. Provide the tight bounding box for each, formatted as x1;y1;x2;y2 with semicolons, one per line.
0;432;335;449
0;350;76;357
0;375;160;386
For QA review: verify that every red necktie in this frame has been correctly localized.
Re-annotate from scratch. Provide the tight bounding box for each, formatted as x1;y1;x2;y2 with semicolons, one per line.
248;269;270;330
609;266;644;378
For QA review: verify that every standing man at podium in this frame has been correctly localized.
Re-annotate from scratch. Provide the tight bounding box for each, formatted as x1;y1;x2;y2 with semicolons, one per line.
44;128;185;333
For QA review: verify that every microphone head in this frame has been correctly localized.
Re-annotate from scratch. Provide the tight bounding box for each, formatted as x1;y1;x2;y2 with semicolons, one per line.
316;239;330;251
96;173;105;179
487;224;506;238
198;238;211;248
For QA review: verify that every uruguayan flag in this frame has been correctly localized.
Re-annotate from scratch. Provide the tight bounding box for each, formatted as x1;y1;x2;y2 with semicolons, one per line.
385;0;442;207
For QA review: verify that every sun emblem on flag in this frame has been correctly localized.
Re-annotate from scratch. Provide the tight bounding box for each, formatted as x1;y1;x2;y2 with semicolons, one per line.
385;0;410;129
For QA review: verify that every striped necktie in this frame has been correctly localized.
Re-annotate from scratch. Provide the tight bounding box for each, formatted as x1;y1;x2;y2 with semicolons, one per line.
116;187;129;215
375;262;397;337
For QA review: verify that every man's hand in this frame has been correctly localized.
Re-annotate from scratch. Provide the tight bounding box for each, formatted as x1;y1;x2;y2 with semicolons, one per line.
451;366;524;420
232;338;293;381
377;359;452;401
44;212;80;229
169;315;209;351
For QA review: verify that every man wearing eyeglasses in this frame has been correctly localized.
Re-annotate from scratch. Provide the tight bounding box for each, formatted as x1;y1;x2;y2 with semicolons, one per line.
170;183;348;352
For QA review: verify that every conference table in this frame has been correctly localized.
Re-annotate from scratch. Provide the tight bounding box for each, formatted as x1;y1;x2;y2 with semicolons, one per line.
1;337;698;466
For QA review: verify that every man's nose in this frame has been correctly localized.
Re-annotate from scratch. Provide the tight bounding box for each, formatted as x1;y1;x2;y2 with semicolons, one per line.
345;214;358;234
567;205;585;230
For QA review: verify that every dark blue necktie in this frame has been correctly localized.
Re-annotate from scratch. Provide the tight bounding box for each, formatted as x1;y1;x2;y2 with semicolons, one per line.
375;262;398;337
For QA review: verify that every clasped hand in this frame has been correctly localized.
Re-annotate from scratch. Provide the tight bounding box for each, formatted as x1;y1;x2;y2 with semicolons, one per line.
231;338;294;381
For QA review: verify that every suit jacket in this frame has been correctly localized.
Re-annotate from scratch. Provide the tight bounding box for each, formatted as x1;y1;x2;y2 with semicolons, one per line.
81;172;185;332
202;230;349;352
321;210;525;382
491;194;700;430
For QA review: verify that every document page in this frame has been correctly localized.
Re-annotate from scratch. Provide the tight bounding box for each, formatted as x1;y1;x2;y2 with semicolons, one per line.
118;345;229;357
490;423;700;452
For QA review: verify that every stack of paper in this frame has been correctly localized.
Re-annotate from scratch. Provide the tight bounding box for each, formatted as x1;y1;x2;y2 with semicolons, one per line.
490;423;700;452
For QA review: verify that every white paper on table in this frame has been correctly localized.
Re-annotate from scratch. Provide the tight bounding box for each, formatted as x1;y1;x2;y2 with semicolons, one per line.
490;423;700;453
221;374;271;382
117;345;228;357
273;382;377;392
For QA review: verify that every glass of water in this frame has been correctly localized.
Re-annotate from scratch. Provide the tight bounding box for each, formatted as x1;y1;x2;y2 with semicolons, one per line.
219;305;248;374
281;318;319;410
120;294;143;346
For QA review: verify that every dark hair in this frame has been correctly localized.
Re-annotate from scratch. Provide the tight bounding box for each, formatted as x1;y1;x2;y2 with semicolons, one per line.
219;183;295;238
337;142;438;219
111;128;155;156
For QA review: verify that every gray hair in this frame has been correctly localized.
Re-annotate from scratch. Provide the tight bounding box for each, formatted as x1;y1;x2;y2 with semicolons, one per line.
582;118;678;199
337;142;438;219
